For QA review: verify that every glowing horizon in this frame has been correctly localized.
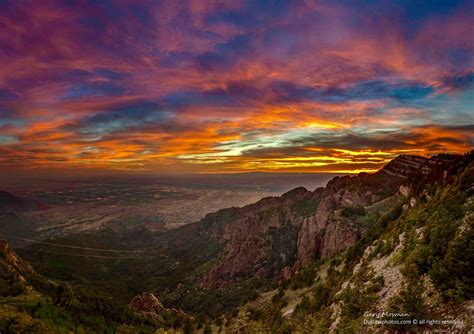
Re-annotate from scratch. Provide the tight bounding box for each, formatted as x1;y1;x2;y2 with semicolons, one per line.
0;1;472;175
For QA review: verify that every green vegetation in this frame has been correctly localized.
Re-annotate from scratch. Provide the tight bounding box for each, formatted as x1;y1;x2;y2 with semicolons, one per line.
341;205;366;218
291;197;320;218
287;264;319;290
386;278;426;331
264;225;299;276
165;277;267;318
390;160;474;303
0;251;163;333
337;264;384;332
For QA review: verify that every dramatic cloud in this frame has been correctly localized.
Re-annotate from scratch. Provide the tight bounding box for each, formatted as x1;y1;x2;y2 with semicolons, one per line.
0;0;472;173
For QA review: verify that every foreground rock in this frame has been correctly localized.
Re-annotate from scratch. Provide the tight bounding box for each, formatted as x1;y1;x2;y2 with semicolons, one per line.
129;292;165;319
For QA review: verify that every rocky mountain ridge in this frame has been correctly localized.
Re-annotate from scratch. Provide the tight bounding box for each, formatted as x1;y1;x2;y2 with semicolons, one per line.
381;154;429;178
197;153;467;289
0;239;37;291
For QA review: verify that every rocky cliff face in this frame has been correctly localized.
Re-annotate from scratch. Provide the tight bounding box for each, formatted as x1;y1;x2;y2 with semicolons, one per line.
0;239;36;286
294;171;405;269
201;155;438;288
381;154;429;179
203;188;312;288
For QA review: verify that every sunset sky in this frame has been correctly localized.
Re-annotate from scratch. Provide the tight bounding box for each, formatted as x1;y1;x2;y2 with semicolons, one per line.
0;0;472;174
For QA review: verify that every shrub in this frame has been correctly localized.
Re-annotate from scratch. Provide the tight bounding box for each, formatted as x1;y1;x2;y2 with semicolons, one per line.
387;279;426;330
341;205;366;218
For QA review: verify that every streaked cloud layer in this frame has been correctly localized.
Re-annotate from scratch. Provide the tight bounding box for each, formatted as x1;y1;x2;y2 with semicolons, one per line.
0;0;472;173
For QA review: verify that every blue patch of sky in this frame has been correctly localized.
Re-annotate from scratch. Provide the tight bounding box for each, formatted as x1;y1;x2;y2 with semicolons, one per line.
424;87;474;124
0;109;25;127
195;34;254;71
78;101;172;135
162;89;243;108
60;82;126;101
0;89;20;102
204;0;293;30
94;69;130;81
0;135;18;145
262;79;435;104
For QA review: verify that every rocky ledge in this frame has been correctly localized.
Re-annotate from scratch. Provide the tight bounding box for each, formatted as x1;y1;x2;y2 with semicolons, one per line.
129;292;165;319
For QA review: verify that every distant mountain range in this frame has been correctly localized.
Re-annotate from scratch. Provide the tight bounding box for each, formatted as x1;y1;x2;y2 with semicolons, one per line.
0;151;473;333
0;191;45;213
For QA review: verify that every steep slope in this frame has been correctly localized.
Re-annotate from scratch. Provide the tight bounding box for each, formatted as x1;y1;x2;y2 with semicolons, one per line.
202;187;313;288
0;239;168;333
0;239;38;297
294;170;404;268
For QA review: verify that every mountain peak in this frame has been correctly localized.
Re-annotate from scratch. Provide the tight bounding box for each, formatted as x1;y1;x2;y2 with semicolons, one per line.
0;190;45;213
281;187;310;199
381;154;429;179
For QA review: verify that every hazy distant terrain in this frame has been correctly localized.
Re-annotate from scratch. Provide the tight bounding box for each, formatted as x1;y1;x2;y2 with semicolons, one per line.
0;173;340;236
